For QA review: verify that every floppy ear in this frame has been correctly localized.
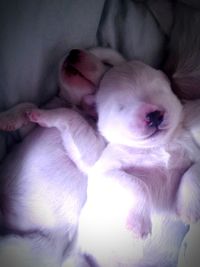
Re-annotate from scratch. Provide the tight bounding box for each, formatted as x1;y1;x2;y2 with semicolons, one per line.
58;49;109;105
78;48;126;118
58;47;125;106
89;47;126;68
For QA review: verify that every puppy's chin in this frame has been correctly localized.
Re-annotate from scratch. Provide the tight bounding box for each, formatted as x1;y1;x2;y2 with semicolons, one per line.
133;130;177;149
134;119;183;149
101;118;182;149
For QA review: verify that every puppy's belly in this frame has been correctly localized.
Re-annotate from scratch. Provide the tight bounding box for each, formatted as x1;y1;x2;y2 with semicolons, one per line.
0;128;87;231
124;163;190;211
77;198;146;267
77;196;188;267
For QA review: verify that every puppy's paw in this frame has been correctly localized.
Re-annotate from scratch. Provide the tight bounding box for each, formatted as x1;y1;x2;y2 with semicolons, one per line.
26;109;48;127
0;103;36;131
126;209;152;239
176;195;200;224
0;120;17;131
176;173;200;223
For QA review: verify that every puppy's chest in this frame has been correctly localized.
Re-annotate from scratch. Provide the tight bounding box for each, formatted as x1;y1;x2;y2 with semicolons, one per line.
121;146;192;184
119;146;192;208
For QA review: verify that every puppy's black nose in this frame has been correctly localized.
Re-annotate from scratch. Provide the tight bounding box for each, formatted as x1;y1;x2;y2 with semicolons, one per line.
146;110;164;128
67;49;81;64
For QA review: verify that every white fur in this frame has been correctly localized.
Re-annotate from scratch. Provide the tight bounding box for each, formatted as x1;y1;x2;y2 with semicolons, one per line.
24;55;200;267
0;47;121;267
1;48;200;267
77;60;200;267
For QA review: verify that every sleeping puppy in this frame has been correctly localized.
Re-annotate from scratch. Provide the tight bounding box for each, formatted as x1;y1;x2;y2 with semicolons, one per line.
81;61;200;267
0;48;124;267
27;59;200;266
0;47;125;136
80;61;200;267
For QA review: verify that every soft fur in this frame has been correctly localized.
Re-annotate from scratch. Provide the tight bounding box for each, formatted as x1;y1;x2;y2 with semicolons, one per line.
24;52;200;267
0;48;123;267
76;59;200;267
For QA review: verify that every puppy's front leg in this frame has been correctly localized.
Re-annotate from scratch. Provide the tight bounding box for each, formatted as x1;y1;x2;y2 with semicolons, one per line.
87;149;152;239
0;97;65;138
27;108;105;173
0;102;37;132
176;163;200;223
111;171;152;239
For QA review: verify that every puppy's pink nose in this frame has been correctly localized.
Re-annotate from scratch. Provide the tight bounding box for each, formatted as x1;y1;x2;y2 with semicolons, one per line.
67;49;81;64
146;110;164;128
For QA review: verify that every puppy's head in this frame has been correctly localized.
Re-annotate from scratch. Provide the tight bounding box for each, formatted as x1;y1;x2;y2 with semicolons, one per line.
58;47;125;116
96;61;183;148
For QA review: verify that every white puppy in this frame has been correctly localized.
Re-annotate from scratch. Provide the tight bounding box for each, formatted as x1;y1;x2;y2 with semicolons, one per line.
27;58;200;266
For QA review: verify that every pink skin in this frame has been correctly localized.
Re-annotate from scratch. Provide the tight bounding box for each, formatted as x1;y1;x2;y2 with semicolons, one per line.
60;49;105;89
58;49;106;107
131;103;166;138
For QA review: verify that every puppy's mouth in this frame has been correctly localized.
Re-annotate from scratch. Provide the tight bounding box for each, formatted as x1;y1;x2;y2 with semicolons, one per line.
147;127;164;139
145;119;172;142
144;110;169;139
